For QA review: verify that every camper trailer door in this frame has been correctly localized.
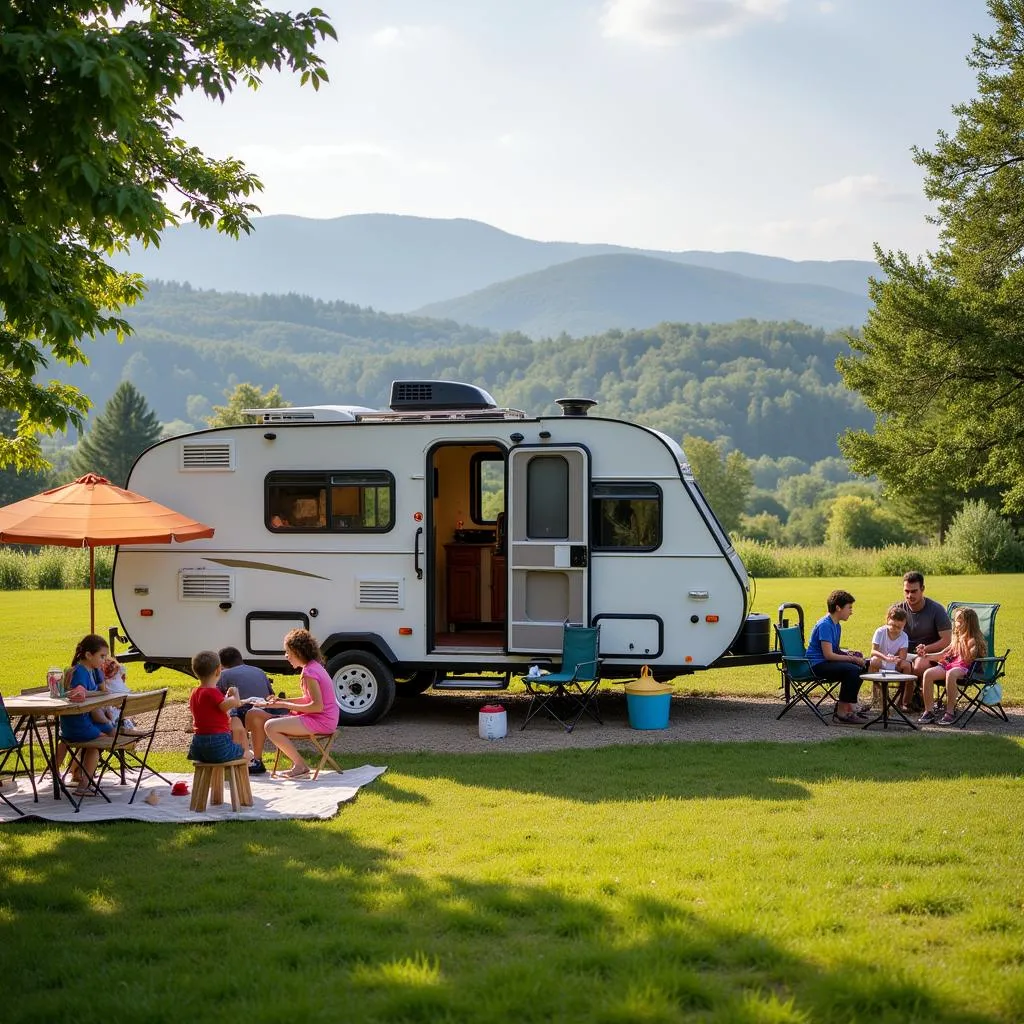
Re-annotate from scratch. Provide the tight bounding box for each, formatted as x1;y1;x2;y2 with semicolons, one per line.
506;445;590;652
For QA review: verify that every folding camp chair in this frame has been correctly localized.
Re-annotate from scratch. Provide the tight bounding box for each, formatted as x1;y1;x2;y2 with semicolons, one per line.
775;624;838;724
270;730;341;780
947;650;1011;728
0;692;32;816
941;602;1010;727
520;624;602;733
96;688;171;802
65;689;170;806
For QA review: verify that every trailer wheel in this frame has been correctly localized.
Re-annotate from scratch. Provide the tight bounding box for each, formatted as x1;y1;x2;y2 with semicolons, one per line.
325;650;397;726
394;671;438;696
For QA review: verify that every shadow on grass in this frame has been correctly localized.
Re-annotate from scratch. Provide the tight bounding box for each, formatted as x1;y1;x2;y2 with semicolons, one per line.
0;816;1013;1024
374;733;1024;803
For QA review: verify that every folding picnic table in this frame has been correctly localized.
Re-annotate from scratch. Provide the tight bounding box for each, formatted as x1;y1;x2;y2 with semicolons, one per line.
4;692;125;811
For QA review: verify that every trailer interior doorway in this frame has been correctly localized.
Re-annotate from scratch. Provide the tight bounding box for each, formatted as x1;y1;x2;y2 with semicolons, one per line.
429;442;507;653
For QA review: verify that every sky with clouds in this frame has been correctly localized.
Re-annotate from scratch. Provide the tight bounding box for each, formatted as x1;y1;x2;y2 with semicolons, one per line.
176;0;992;261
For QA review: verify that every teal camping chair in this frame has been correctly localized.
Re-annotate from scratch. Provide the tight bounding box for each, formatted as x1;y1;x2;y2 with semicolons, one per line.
942;602;1010;727
520;625;603;733
775;623;839;725
0;693;31;816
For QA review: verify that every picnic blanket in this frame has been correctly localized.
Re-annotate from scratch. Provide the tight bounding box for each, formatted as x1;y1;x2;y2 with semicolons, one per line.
0;764;387;824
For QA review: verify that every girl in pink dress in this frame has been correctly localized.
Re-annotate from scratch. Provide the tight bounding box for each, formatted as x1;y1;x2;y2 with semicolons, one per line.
264;629;340;778
919;607;986;726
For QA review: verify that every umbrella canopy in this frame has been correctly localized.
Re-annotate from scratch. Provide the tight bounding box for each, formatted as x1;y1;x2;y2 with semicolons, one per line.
0;473;215;631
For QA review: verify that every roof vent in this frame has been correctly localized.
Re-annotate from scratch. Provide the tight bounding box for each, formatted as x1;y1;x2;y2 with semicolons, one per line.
556;398;597;417
390;380;497;411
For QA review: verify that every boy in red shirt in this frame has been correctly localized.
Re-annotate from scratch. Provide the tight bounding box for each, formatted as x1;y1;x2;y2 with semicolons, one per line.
187;650;247;762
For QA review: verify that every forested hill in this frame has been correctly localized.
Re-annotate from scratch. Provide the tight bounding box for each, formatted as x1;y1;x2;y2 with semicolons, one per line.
60;284;872;464
415;253;870;336
112;213;878;313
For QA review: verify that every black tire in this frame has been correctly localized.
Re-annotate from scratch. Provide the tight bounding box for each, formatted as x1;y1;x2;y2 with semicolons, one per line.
324;650;397;726
394;671;438;696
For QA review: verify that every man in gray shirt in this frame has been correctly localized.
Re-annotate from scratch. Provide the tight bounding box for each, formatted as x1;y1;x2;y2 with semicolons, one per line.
899;571;952;694
218;646;274;702
218;646;283;773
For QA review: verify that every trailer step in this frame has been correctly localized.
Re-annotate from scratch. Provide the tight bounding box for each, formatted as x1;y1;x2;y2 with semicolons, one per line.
433;673;511;691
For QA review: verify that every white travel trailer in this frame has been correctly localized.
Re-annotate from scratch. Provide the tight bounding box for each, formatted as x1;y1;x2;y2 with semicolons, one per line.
113;381;775;724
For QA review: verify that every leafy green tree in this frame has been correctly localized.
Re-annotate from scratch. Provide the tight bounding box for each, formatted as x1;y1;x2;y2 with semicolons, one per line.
945;499;1024;572
783;505;830;546
750;454;809;490
776;473;831;513
737;512;784;544
746;488;789;522
0;2;335;467
70;381;162;484
825;495;911;550
683;435;753;535
206;383;291;427
0;411;51;503
839;1;1024;513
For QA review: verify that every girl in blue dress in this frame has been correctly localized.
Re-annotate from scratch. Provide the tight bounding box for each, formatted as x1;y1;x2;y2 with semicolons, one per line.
61;634;116;796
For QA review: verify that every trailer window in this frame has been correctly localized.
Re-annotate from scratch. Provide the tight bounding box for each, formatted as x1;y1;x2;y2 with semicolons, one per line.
266;471;394;532
470;452;504;524
526;455;569;538
591;482;662;550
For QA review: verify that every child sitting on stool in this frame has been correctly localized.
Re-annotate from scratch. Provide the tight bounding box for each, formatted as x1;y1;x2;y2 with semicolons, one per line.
187;650;247;762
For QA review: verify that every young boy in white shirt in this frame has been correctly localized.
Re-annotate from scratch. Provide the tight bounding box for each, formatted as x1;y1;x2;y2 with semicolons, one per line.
868;604;912;708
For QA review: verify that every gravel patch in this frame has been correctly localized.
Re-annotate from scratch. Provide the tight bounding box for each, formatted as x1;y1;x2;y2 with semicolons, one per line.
144;690;1024;756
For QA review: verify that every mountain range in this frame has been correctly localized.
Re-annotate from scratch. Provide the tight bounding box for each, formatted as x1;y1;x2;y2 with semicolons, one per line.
114;213;878;336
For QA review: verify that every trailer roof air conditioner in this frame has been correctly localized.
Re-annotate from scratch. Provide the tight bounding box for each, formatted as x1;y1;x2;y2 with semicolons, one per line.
390;380;497;412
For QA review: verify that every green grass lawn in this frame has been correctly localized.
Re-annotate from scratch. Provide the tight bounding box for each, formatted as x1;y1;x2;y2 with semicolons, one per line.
1;587;1022;1022
2;739;1023;1023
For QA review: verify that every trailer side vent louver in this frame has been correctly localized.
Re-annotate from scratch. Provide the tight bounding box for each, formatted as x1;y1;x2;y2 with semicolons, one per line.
179;571;234;602
180;440;235;471
356;578;404;609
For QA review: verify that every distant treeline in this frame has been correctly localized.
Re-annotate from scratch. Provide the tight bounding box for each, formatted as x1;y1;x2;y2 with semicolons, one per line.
57;282;872;463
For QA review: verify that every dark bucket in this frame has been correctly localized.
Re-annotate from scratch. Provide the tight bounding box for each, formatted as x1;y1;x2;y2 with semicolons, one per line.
732;613;771;655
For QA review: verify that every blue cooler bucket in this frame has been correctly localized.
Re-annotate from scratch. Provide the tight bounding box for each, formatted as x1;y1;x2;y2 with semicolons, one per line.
624;670;672;730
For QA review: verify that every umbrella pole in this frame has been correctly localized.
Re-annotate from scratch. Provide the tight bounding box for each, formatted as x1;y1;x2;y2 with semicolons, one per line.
90;546;96;635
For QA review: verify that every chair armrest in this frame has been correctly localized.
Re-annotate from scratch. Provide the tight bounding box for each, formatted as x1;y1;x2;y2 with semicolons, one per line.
569;659;600;682
966;652;1009;684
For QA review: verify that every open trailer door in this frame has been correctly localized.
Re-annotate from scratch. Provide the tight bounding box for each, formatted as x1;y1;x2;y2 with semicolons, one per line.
506;445;590;653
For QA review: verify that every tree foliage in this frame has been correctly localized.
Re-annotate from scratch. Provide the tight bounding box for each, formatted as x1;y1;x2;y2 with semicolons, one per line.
682;436;753;535
70;380;162;484
838;0;1024;513
206;382;290;427
0;1;335;467
944;498;1024;572
825;495;910;550
0;410;51;503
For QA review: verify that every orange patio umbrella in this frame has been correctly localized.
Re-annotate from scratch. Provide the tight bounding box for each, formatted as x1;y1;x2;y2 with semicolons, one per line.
0;473;215;633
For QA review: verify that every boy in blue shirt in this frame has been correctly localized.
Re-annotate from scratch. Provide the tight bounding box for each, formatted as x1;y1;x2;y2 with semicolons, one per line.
806;589;869;725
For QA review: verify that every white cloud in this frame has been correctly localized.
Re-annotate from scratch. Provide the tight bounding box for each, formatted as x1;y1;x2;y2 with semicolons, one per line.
368;24;439;49
813;174;912;203
370;26;402;47
600;0;789;45
817;1;837;12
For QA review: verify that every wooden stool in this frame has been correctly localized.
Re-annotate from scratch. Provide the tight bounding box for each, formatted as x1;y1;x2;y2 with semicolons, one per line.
190;758;253;812
270;731;341;780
